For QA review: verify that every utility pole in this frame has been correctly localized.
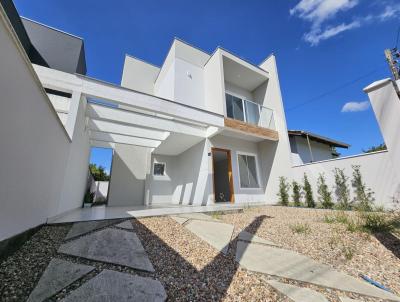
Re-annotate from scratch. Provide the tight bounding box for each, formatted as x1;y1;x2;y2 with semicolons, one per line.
384;48;400;80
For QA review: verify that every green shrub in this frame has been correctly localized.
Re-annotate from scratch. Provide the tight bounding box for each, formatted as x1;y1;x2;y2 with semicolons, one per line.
290;223;311;234
359;212;394;233
317;173;333;209
277;176;290;206
303;173;315;208
351;165;375;211
333;168;351;210
292;181;302;207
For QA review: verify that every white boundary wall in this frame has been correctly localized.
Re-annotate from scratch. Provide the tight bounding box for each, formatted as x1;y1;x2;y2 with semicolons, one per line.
291;151;398;208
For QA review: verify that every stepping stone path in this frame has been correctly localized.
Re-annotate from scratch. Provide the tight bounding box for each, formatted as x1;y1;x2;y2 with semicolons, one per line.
236;241;400;301
27;258;94;302
61;270;167;302
238;230;280;247
65;220;120;240
59;228;154;272
115;220;134;230
266;280;329;302
185;219;234;254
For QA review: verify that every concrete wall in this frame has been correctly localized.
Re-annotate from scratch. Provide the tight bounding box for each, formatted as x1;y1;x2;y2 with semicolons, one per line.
291;151;398;208
54;97;90;215
0;10;71;241
204;50;225;115
94;181;109;201
121;55;159;94
108;144;151;206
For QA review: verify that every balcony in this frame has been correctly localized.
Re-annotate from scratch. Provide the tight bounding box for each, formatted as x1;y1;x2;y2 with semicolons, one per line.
224;93;278;141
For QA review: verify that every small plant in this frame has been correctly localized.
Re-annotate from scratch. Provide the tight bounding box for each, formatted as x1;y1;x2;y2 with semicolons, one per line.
317;173;334;209
292;181;302;207
359;212;394;233
341;246;355;260
333;168;351;210
290;223;311;234
303;173;315;208
211;211;222;220
277;176;290;206
323;215;336;223
351;165;375;212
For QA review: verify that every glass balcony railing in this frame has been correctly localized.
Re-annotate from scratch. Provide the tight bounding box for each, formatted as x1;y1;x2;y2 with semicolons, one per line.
225;93;275;130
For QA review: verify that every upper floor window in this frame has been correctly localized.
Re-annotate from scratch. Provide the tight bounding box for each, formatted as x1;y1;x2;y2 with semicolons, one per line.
226;93;245;121
153;162;166;176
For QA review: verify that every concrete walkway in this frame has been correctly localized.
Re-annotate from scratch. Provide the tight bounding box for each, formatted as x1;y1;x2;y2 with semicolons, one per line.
178;214;400;302
48;203;245;224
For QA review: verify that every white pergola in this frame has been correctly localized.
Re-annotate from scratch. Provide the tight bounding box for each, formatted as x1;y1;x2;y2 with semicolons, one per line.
33;64;224;155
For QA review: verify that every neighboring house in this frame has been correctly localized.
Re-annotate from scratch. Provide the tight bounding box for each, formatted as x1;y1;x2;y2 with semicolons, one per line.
288;130;349;165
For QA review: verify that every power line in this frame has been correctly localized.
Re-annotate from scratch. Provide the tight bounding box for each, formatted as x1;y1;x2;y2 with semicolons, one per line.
286;65;386;112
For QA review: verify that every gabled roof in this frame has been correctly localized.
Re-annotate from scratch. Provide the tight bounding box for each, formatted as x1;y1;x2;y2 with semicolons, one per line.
288;130;350;148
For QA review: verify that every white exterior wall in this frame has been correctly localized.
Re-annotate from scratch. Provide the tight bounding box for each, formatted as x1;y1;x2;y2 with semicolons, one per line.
108;144;152;206
292;151;398;208
257;55;293;203
55;97;90;215
0;11;71;241
94;181;109;201
204;50;225;115
174;57;205;108
224;81;253;101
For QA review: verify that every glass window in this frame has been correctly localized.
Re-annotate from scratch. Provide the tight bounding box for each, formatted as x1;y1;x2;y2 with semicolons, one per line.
153;163;165;176
238;154;259;188
245;100;260;126
225;93;244;121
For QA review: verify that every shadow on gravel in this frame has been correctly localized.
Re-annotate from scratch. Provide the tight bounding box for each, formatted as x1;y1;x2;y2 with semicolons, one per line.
374;232;400;259
132;215;268;301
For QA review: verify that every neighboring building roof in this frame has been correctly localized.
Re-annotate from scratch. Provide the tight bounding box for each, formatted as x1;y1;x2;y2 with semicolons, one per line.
288;130;350;148
0;0;86;74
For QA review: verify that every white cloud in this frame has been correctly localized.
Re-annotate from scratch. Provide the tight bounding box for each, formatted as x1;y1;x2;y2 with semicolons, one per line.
290;0;359;26
291;0;400;46
304;21;360;45
341;101;370;112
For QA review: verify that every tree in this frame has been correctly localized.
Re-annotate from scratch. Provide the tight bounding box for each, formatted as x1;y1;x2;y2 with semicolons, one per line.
351;165;374;211
333;168;351;210
303;173;315;208
277;177;290;206
89;163;110;181
317;173;333;209
362;143;387;153
292;181;301;207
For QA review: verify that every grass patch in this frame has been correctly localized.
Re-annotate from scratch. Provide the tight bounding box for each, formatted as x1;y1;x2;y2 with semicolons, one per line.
210;211;223;220
290;223;311;234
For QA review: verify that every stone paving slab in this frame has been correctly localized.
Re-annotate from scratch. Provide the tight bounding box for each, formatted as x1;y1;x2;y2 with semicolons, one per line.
176;212;218;222
170;216;189;225
236;241;400;301
61;269;167;302
266;279;328;302
27;258;94;302
185;220;234;254
65;220;121;240
238;230;280;247
339;297;362;302
115;220;134;230
58;228;154;272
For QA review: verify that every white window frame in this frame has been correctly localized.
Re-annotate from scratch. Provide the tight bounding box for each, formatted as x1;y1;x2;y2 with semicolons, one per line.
236;151;261;189
153;161;166;176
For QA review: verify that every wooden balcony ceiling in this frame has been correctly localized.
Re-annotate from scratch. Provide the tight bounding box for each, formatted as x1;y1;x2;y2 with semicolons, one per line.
224;118;279;141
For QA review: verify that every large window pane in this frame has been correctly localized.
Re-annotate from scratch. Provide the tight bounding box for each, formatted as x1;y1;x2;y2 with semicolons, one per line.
238;154;259;188
246;156;259;187
238;154;249;188
245;100;260;126
225;93;244;121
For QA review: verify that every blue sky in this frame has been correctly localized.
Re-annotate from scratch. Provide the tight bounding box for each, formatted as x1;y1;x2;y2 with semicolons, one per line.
14;0;400;171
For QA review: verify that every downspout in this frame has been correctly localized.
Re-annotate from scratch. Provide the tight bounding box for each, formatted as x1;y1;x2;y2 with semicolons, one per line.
306;134;314;163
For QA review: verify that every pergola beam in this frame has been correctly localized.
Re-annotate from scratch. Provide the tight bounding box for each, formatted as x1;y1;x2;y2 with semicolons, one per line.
89;131;161;148
88;119;169;141
86;103;206;137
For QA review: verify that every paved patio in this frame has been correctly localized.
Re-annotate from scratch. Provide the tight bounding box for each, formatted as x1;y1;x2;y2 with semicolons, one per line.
47;203;245;224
